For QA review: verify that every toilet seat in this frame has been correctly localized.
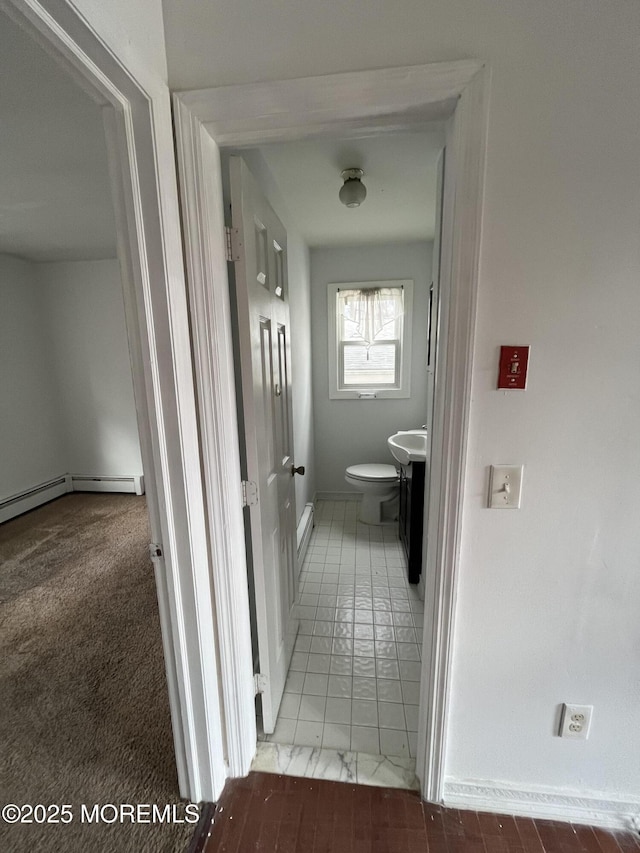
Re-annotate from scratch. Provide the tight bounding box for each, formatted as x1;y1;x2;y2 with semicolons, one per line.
345;463;398;483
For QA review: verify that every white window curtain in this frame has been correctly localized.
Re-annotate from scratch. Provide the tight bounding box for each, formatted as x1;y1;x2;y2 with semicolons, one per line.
338;287;404;354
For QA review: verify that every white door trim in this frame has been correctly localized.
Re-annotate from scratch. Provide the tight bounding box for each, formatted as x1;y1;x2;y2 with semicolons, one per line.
174;60;489;801
3;0;226;802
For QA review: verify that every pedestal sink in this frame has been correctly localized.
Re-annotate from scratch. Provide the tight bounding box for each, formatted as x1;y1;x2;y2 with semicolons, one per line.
387;430;429;465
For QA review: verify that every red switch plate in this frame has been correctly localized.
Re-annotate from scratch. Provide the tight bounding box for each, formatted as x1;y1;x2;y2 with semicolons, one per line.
498;345;529;389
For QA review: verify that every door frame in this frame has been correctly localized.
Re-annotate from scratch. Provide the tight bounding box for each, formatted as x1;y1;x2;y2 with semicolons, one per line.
174;59;489;802
3;0;226;802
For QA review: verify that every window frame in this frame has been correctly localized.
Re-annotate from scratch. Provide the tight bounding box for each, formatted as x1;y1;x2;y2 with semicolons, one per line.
327;279;413;400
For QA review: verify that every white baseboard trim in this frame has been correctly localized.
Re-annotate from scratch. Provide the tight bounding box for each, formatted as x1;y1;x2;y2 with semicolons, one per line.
315;491;362;502
297;503;315;566
70;474;145;495
0;475;71;524
443;779;640;831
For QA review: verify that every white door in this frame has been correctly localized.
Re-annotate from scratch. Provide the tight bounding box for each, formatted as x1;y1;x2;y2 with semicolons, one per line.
230;156;300;733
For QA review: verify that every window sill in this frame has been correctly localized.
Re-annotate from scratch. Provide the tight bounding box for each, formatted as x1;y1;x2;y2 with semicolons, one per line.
329;388;411;400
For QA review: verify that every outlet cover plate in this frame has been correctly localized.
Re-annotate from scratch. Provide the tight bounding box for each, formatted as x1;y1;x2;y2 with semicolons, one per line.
488;465;523;509
559;704;593;739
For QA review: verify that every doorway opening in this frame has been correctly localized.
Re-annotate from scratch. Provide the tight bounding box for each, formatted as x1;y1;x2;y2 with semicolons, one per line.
0;11;192;843
174;59;488;801
220;129;444;787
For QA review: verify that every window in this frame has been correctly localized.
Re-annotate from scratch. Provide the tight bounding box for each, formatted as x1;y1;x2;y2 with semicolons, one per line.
328;280;413;399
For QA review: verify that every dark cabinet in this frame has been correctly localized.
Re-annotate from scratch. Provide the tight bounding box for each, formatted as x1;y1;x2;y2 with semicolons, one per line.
398;461;425;584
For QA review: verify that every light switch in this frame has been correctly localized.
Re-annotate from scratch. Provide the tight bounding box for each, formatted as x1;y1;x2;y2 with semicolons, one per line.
488;465;523;509
498;346;529;389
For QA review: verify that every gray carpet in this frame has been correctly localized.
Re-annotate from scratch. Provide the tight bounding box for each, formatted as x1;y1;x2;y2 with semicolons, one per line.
0;494;196;852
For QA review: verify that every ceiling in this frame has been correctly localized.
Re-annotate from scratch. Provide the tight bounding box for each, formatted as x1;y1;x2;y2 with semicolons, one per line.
255;128;444;247
0;12;116;262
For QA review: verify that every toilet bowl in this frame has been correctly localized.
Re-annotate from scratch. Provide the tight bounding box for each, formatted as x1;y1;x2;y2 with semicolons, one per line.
344;463;400;525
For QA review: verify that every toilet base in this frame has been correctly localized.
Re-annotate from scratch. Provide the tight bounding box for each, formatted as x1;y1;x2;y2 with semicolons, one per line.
359;490;399;525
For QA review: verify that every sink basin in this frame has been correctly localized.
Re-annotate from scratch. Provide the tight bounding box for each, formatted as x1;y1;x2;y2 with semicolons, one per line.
387;430;429;465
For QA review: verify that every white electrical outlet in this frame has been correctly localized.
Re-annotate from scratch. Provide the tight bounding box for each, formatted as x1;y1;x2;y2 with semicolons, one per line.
559;704;593;739
488;465;523;508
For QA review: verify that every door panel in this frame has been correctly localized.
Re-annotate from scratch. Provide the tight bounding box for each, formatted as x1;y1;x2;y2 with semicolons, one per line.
230;156;299;733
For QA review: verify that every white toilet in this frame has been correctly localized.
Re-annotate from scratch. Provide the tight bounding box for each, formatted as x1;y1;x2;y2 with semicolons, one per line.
344;463;400;525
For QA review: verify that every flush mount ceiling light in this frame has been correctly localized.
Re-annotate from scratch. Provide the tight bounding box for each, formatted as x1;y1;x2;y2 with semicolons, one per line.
339;168;367;208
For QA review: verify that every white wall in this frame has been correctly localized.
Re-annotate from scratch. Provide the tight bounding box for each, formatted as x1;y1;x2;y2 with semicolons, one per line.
0;256;142;502
222;149;316;521
163;0;640;812
72;0;168;87
311;242;431;494
36;259;143;478
0;255;65;499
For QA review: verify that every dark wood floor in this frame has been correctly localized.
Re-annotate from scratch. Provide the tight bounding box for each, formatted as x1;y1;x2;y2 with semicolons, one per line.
189;772;640;853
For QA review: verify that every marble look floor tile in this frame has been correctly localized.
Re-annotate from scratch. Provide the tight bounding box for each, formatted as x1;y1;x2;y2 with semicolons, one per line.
252;742;357;785
356;752;418;789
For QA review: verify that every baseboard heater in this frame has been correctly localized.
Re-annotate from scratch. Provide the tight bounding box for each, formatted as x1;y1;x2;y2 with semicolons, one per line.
0;475;70;524
0;474;145;524
297;502;315;566
70;475;145;495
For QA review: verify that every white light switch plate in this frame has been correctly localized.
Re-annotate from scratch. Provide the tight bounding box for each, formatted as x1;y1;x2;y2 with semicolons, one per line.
488;465;523;508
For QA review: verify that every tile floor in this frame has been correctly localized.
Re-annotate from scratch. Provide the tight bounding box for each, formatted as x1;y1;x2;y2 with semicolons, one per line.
260;499;423;759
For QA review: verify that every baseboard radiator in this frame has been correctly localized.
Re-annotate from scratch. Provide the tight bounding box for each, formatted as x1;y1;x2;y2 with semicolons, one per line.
0;475;70;524
70;475;145;495
297;502;315;566
0;474;145;524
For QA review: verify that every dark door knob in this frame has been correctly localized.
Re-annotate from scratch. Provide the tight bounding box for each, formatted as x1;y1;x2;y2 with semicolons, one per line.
291;465;306;476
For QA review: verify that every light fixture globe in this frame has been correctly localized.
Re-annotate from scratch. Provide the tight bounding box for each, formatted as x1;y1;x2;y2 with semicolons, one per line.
339;168;367;208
